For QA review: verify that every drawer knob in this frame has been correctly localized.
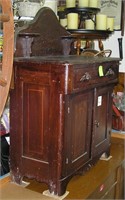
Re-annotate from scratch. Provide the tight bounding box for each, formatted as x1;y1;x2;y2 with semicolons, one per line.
80;72;91;82
105;68;115;76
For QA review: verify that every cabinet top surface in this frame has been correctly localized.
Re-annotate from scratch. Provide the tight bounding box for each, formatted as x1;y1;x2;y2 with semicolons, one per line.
14;56;120;66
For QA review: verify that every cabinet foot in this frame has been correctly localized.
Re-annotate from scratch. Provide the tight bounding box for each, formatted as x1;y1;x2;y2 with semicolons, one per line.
43;189;69;199
10;170;23;185
100;153;112;161
47;176;73;196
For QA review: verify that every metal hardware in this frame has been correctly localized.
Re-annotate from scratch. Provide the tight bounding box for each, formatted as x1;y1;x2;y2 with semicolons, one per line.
66;158;69;164
68;107;70;114
80;72;91;82
94;120;100;127
105;68;115;76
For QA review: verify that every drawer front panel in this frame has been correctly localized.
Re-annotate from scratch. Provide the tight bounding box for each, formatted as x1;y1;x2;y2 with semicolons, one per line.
73;62;119;91
88;171;117;199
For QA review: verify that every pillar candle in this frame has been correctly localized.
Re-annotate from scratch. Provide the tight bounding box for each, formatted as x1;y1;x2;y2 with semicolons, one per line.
107;17;114;31
43;0;57;15
85;19;94;30
60;18;67;28
66;0;76;8
96;14;107;30
78;0;89;7
89;0;98;8
67;13;78;29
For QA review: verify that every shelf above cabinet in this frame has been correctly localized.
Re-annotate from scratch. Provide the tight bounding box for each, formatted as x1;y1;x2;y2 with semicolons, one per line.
64;7;113;39
65;7;100;15
66;29;113;39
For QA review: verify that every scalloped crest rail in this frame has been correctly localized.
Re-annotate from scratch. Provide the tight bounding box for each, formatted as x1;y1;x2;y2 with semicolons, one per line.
0;0;14;117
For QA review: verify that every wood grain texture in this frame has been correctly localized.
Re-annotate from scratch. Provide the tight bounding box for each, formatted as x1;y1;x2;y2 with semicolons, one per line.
0;0;14;117
10;57;119;196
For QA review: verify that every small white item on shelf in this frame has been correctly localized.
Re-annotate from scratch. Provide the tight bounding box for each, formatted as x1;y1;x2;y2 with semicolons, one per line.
66;0;76;8
85;19;94;30
43;0;57;15
60;18;67;28
67;13;78;29
107;17;114;31
78;0;89;7
96;14;107;30
89;0;98;8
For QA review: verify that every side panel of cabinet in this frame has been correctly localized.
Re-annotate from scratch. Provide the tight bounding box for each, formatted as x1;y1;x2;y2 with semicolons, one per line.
92;86;113;157
63;90;93;175
22;83;50;162
10;69;51;181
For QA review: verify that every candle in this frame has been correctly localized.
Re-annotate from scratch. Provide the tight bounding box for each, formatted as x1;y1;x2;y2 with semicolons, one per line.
60;18;67;28
89;0;98;8
66;0;76;8
85;19;94;30
96;14;107;30
67;13;78;29
78;0;89;7
107;17;114;31
43;0;57;15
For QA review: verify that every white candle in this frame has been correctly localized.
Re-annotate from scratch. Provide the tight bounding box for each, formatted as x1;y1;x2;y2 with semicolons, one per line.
67;13;78;29
96;14;107;30
89;0;98;8
60;18;67;28
43;0;57;15
66;0;76;8
107;17;114;31
85;19;94;30
78;0;89;7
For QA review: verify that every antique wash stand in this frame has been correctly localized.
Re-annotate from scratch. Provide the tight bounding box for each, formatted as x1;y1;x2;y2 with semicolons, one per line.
10;8;120;196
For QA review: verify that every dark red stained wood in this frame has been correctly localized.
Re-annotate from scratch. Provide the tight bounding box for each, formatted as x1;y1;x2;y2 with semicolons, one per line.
10;57;119;196
10;8;120;197
15;7;70;57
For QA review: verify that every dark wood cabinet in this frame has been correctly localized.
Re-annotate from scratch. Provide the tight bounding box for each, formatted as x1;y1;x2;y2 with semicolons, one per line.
10;7;120;197
10;56;119;196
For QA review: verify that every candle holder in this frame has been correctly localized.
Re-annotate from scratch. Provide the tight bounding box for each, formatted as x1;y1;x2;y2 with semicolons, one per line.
65;7;100;29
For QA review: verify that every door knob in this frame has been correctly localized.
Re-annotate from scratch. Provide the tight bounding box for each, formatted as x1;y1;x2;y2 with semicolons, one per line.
94;120;100;127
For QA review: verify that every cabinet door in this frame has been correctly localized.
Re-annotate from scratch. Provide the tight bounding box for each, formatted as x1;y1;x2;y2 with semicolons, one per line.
92;86;113;157
63;91;93;175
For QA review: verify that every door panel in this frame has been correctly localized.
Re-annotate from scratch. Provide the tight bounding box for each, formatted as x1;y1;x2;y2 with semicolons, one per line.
23;82;50;163
64;91;93;174
92;87;113;157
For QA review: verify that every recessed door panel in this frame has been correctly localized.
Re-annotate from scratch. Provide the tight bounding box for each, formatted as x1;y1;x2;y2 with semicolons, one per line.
22;83;50;163
64;91;93;174
92;86;113;156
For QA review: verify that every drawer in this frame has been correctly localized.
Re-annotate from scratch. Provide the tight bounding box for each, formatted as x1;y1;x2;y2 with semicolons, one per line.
73;62;119;91
88;171;117;199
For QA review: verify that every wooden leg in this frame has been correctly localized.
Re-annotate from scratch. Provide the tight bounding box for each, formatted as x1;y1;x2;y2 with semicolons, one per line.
98;39;104;51
10;170;23;185
76;39;81;55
